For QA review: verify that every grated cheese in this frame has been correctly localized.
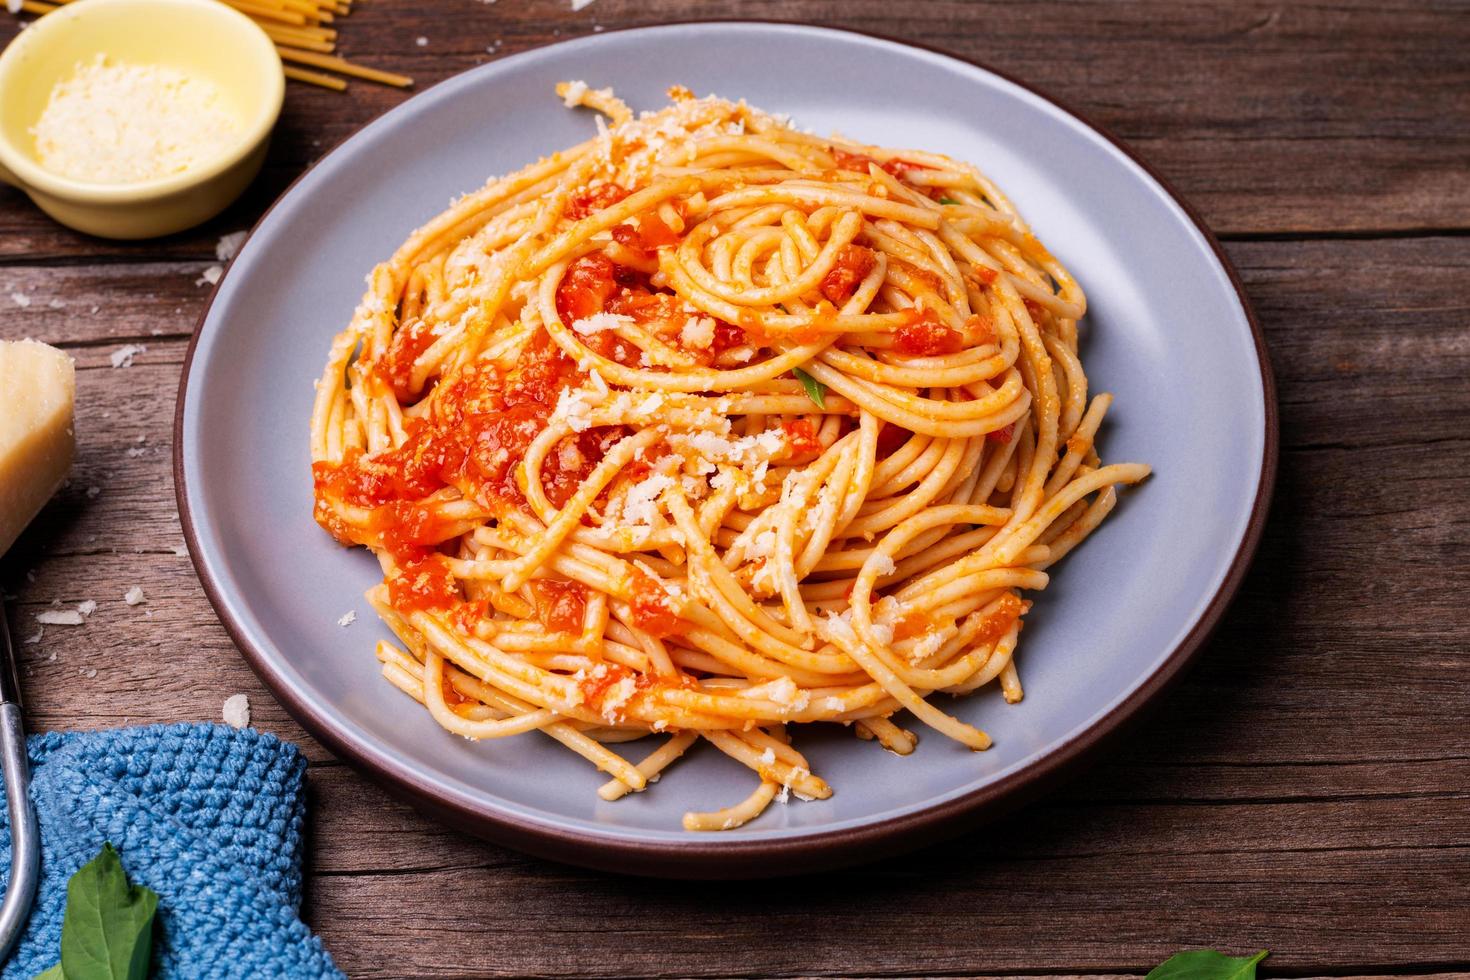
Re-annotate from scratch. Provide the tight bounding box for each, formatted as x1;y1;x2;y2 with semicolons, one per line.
621;471;675;527
124;586;146;606
215;231;248;262
570;311;632;336
31;55;243;184
561;79;589;107
109;344;145;368
222;693;251;729
678;315;716;350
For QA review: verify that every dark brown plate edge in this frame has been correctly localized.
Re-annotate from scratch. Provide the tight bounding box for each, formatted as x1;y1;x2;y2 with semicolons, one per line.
172;19;1280;879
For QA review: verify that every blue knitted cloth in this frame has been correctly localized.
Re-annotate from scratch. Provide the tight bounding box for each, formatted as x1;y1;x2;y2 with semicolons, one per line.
0;724;342;979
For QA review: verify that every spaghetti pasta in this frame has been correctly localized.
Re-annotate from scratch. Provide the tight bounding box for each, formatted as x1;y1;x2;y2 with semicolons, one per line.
309;84;1150;830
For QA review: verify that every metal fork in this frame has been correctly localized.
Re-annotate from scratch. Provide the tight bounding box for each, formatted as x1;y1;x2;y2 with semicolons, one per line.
0;601;39;960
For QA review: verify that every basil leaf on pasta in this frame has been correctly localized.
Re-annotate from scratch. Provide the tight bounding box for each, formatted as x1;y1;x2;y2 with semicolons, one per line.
792;367;827;409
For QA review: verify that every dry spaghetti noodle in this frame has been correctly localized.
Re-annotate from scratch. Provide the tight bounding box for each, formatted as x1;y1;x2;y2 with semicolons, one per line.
310;83;1150;831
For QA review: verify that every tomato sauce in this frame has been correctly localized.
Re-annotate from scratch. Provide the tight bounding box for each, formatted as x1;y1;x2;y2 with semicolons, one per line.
875;422;909;458
970;265;998;287
576;662;654;717
386;554;460;613
988;422;1015;444
605;288;684;338
820;244;875;305
566;182;630;220
894;310;964;356
557;253;622;324
830;147;926;180
782;418;822;458
379;318;438;401
973;593;1024;645
610;213;680;256
965;314;996;345
313;328;614;558
532;579;589;633
441;669;473;707
627;565;682;637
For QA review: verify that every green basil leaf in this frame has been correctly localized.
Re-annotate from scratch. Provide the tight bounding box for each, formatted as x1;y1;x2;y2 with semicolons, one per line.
33;965;66;980
1146;949;1269;980
58;843;159;980
792;367;826;409
938;196;960;205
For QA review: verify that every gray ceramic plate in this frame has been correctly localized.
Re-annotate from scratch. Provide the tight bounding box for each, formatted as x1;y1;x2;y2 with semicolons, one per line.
176;22;1275;877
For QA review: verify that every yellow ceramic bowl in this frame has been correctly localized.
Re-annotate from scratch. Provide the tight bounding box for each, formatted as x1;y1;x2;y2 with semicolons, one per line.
0;0;283;239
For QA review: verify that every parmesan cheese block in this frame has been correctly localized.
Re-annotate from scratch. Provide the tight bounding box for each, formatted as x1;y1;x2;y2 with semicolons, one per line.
0;340;75;555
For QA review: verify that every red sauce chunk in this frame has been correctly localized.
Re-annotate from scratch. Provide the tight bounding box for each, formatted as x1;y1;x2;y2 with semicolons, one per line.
830;148;926;180
820;244;876;305
556;253;620;324
712;319;746;354
965;314;996;345
441;671;473;708
894;311;964;356
611;214;680;256
312;328;602;558
875;422;909;458
532;579;589;633
566;182;630;220
577;662;648;718
988;422;1015;444
782;418;823;458
606;289;686;339
974;593;1024;644
380;318;438;401
387;555;460;613
627;566;682;637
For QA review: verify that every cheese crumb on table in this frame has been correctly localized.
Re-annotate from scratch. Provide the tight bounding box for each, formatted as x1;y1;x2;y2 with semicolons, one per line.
31;55;243;184
337;610;356;627
215;231;248;262
0;340;75;555
109;344;145;368
222;694;251;729
124;586;146;606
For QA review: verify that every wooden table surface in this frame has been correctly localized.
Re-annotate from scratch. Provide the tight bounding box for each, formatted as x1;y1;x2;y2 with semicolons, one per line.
3;2;1468;978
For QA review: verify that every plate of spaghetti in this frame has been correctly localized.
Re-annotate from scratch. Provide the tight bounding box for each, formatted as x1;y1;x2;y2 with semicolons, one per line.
177;22;1274;875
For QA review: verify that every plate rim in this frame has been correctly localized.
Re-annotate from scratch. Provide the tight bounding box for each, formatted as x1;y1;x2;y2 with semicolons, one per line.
173;19;1279;877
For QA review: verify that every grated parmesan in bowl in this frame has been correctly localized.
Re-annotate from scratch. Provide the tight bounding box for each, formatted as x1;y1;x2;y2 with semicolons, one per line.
0;0;285;237
30;54;244;185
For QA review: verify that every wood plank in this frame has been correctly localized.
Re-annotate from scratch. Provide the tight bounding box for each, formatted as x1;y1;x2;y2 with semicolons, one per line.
1;0;1467;259
304;839;1469;977
303;762;1469;873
